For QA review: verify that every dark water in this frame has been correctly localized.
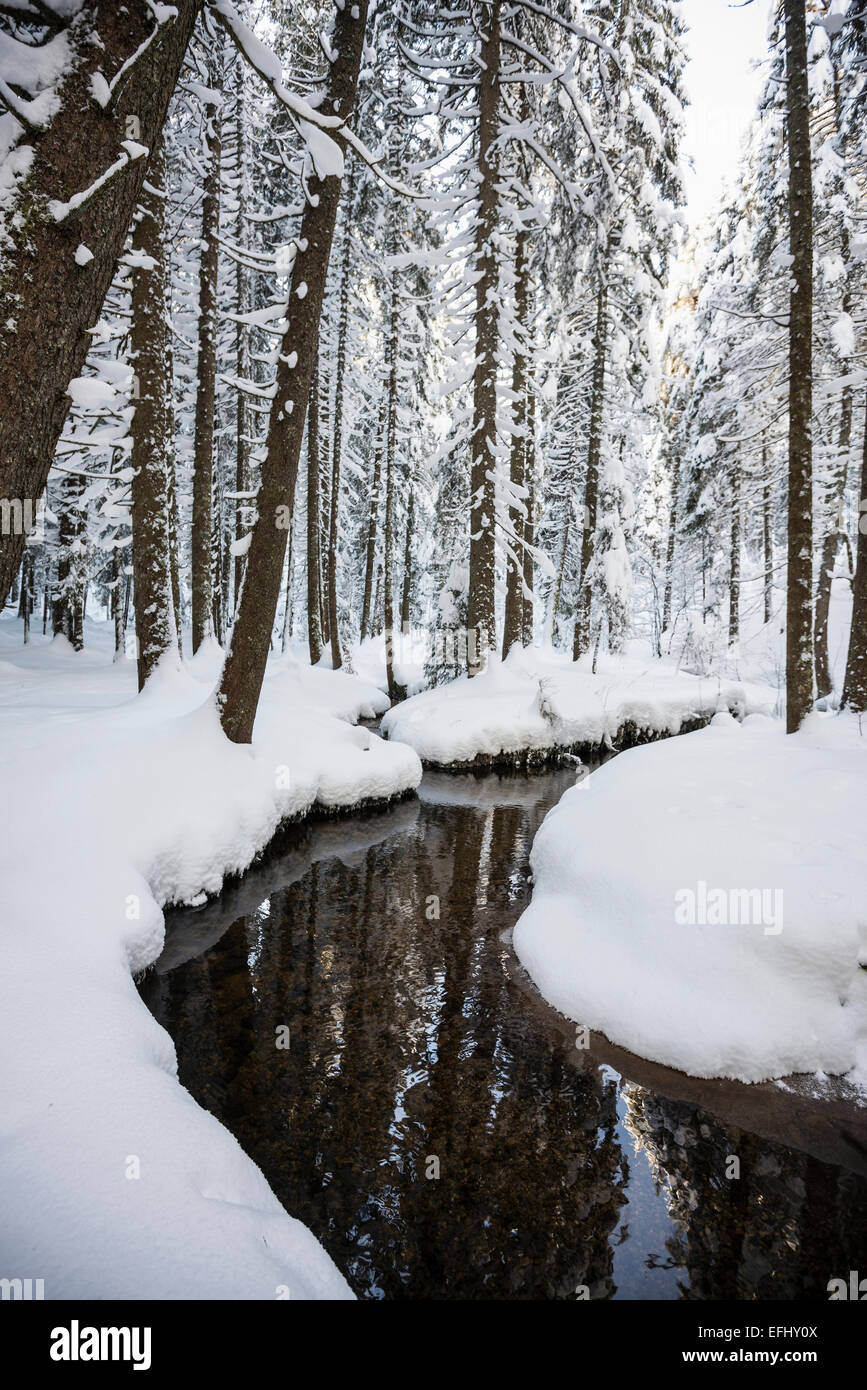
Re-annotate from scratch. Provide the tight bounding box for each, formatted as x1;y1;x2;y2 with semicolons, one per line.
140;759;867;1300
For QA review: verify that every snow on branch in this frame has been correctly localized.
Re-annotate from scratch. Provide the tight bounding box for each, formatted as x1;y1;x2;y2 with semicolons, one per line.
47;139;149;223
210;0;423;200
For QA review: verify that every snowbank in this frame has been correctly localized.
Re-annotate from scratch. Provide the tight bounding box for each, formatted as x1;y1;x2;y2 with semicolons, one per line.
381;646;776;767
0;619;421;1298
513;710;867;1086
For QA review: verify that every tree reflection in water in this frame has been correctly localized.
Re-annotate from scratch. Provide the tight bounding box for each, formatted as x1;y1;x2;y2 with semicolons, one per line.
140;765;867;1300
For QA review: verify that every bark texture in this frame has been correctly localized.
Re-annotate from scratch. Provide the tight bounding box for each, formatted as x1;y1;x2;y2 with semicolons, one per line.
0;1;201;606
218;0;370;743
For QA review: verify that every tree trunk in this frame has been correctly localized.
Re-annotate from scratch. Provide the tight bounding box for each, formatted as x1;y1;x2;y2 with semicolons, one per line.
843;393;867;711
762;440;774;626
327;190;355;671
233;65;251;617
130;143;177;690
573;269;609;660
0;1;200;608
52;471;85;650
728;462;741;648
783;0;814;732
383;261;403;702
814;387;853;700
522;437;536;646
360;393;386;641
191;94;221;653
400;483;415;633
662;453;680;634
306;356;324;665
503;223;530;659
217;0;370;744
467;2;501;677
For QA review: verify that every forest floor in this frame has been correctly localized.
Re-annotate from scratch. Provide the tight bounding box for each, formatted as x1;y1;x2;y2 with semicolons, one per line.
0;614;419;1299
2;609;863;1301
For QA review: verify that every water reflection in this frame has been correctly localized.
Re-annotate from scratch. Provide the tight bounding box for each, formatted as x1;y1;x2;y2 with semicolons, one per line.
140;764;867;1300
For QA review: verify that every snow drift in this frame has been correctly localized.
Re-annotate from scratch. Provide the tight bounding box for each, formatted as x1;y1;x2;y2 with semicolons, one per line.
513;711;867;1086
0;621;421;1298
382;646;777;767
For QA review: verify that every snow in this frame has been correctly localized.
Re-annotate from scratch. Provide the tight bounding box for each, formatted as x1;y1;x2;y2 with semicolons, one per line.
381;645;775;767
350;630;426;696
0;617;420;1298
514;710;867;1088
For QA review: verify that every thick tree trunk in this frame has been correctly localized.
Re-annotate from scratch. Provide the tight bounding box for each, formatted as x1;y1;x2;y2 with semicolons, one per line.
130;144;177;690
843;394;867;711
319;368;331;647
217;0;370;743
783;0;814;732
191;95;221;653
233;68;250;616
166;335;182;653
0;1;200;608
503;225;530;659
467;2;501;677
573;270;609;660
306;356;324;665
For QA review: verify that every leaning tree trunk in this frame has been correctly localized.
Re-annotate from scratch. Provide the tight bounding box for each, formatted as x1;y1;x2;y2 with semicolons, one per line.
573;266;610;660
0;1;200;608
217;0;370;744
191;94;221;653
503;223;531;659
467;2;501;677
843;392;867;711
783;0;814;733
130;143;177;690
306;356;324;666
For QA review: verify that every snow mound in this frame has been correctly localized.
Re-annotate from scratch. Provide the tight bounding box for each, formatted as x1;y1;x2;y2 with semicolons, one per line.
513;711;867;1086
382;646;776;767
0;619;420;1298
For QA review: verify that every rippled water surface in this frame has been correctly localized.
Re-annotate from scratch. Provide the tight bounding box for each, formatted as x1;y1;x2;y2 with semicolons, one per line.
140;759;867;1300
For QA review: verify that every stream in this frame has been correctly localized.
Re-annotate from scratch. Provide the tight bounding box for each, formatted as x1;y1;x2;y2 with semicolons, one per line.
139;755;867;1300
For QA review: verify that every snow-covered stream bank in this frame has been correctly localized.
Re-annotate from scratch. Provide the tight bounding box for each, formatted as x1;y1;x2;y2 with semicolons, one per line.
514;711;867;1089
140;760;867;1299
381;646;777;768
0;619;420;1298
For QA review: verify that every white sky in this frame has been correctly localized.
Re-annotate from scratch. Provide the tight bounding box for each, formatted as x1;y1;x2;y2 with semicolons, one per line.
678;0;775;231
